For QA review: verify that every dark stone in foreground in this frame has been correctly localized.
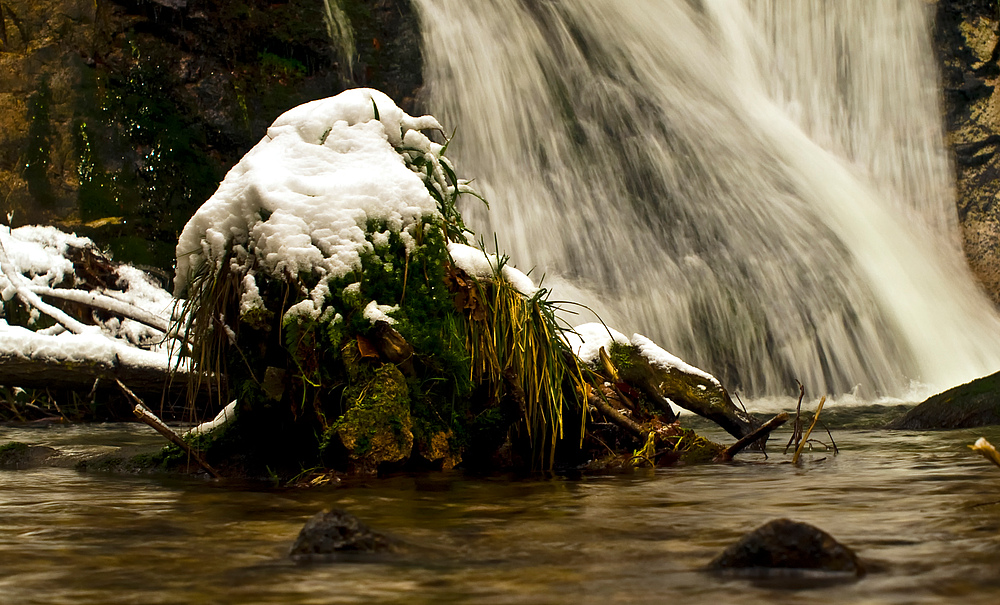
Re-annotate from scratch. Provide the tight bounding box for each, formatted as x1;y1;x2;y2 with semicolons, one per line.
887;371;1000;430
709;518;864;576
289;510;398;561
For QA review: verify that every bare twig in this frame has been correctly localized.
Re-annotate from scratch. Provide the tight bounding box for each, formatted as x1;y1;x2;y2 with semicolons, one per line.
821;421;839;455
734;391;749;415
116;379;222;478
587;388;644;439
792;395;826;464
784;381;805;454
716;412;789;462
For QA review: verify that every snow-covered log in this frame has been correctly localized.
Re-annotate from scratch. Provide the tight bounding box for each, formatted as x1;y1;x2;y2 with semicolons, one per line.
0;322;191;395
0;225;190;397
567;323;757;440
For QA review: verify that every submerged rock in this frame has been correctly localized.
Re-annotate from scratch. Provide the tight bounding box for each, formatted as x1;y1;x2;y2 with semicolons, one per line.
708;518;864;577
289;510;399;561
0;442;59;469
887;371;1000;429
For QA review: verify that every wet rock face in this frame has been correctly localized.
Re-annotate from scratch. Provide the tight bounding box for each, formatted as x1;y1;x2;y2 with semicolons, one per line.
708;518;864;577
886;370;1000;429
289;510;398;561
0;0;422;274
934;0;1000;303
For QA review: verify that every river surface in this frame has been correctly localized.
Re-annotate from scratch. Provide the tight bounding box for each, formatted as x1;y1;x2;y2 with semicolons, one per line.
2;418;1000;604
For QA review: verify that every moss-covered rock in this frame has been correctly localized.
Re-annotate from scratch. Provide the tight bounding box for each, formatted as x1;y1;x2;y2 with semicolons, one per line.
0;441;59;469
326;363;414;473
887;370;1000;429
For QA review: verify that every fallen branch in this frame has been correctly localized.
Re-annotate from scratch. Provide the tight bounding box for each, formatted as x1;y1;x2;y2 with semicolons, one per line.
792;395;826;464
587;387;645;439
716;412;789;462
0;231;90;335
28;285;171;333
116;379;222;478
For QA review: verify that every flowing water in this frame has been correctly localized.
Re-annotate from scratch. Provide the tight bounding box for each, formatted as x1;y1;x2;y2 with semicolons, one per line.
8;4;1000;603
3;421;1000;604
413;0;1000;398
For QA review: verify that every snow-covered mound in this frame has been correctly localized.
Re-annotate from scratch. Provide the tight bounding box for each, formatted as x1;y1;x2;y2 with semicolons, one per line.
174;89;449;312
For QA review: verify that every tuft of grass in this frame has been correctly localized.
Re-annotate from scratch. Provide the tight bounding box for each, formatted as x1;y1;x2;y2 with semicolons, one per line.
458;251;590;468
171;251;249;421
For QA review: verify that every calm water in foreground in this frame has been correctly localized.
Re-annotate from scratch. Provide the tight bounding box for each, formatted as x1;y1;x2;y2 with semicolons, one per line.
1;416;1000;604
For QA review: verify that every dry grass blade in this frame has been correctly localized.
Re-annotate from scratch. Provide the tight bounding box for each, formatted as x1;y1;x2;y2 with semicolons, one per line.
970;437;1000;469
460;252;587;468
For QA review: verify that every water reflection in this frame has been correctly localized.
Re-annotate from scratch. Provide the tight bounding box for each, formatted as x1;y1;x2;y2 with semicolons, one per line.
1;424;1000;603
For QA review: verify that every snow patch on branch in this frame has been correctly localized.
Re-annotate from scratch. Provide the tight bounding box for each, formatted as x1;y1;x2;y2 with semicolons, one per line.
565;322;630;364
0;319;180;372
631;333;721;387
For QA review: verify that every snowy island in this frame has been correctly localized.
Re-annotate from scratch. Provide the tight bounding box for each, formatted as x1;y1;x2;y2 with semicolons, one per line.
0;89;768;478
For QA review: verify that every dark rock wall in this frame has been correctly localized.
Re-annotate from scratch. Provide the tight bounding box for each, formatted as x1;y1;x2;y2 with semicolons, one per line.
934;0;1000;303
0;0;422;273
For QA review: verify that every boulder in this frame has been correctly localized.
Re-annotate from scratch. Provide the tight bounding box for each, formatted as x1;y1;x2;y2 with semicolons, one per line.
887;371;1000;429
326;364;415;474
933;0;1000;303
289;510;399;562
708;518;864;577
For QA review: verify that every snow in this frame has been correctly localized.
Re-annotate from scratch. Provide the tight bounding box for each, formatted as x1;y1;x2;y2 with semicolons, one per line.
2;225;89;289
0;225;176;350
0;319;178;372
363;300;398;325
174;89;446;310
447;242;539;297
186;400;237;436
631;333;721;386
565;322;630;364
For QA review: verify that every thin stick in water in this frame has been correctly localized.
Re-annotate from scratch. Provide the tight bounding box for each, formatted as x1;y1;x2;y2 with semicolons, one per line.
717;412;789;462
116;379;222;478
792;395;826;465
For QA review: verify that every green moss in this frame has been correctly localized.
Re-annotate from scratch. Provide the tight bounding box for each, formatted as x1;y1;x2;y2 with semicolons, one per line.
72;42;224;272
258;52;307;80
608;341;636;371
323;363;413;472
672;428;725;463
0;442;29;458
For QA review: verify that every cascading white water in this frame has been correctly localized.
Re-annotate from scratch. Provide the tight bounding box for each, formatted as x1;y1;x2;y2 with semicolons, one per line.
414;0;1000;398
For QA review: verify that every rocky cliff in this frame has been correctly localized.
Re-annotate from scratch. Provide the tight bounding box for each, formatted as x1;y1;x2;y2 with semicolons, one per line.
934;0;1000;304
0;0;421;273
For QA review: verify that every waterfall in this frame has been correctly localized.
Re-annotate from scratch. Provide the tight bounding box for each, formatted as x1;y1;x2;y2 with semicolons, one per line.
414;0;1000;398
